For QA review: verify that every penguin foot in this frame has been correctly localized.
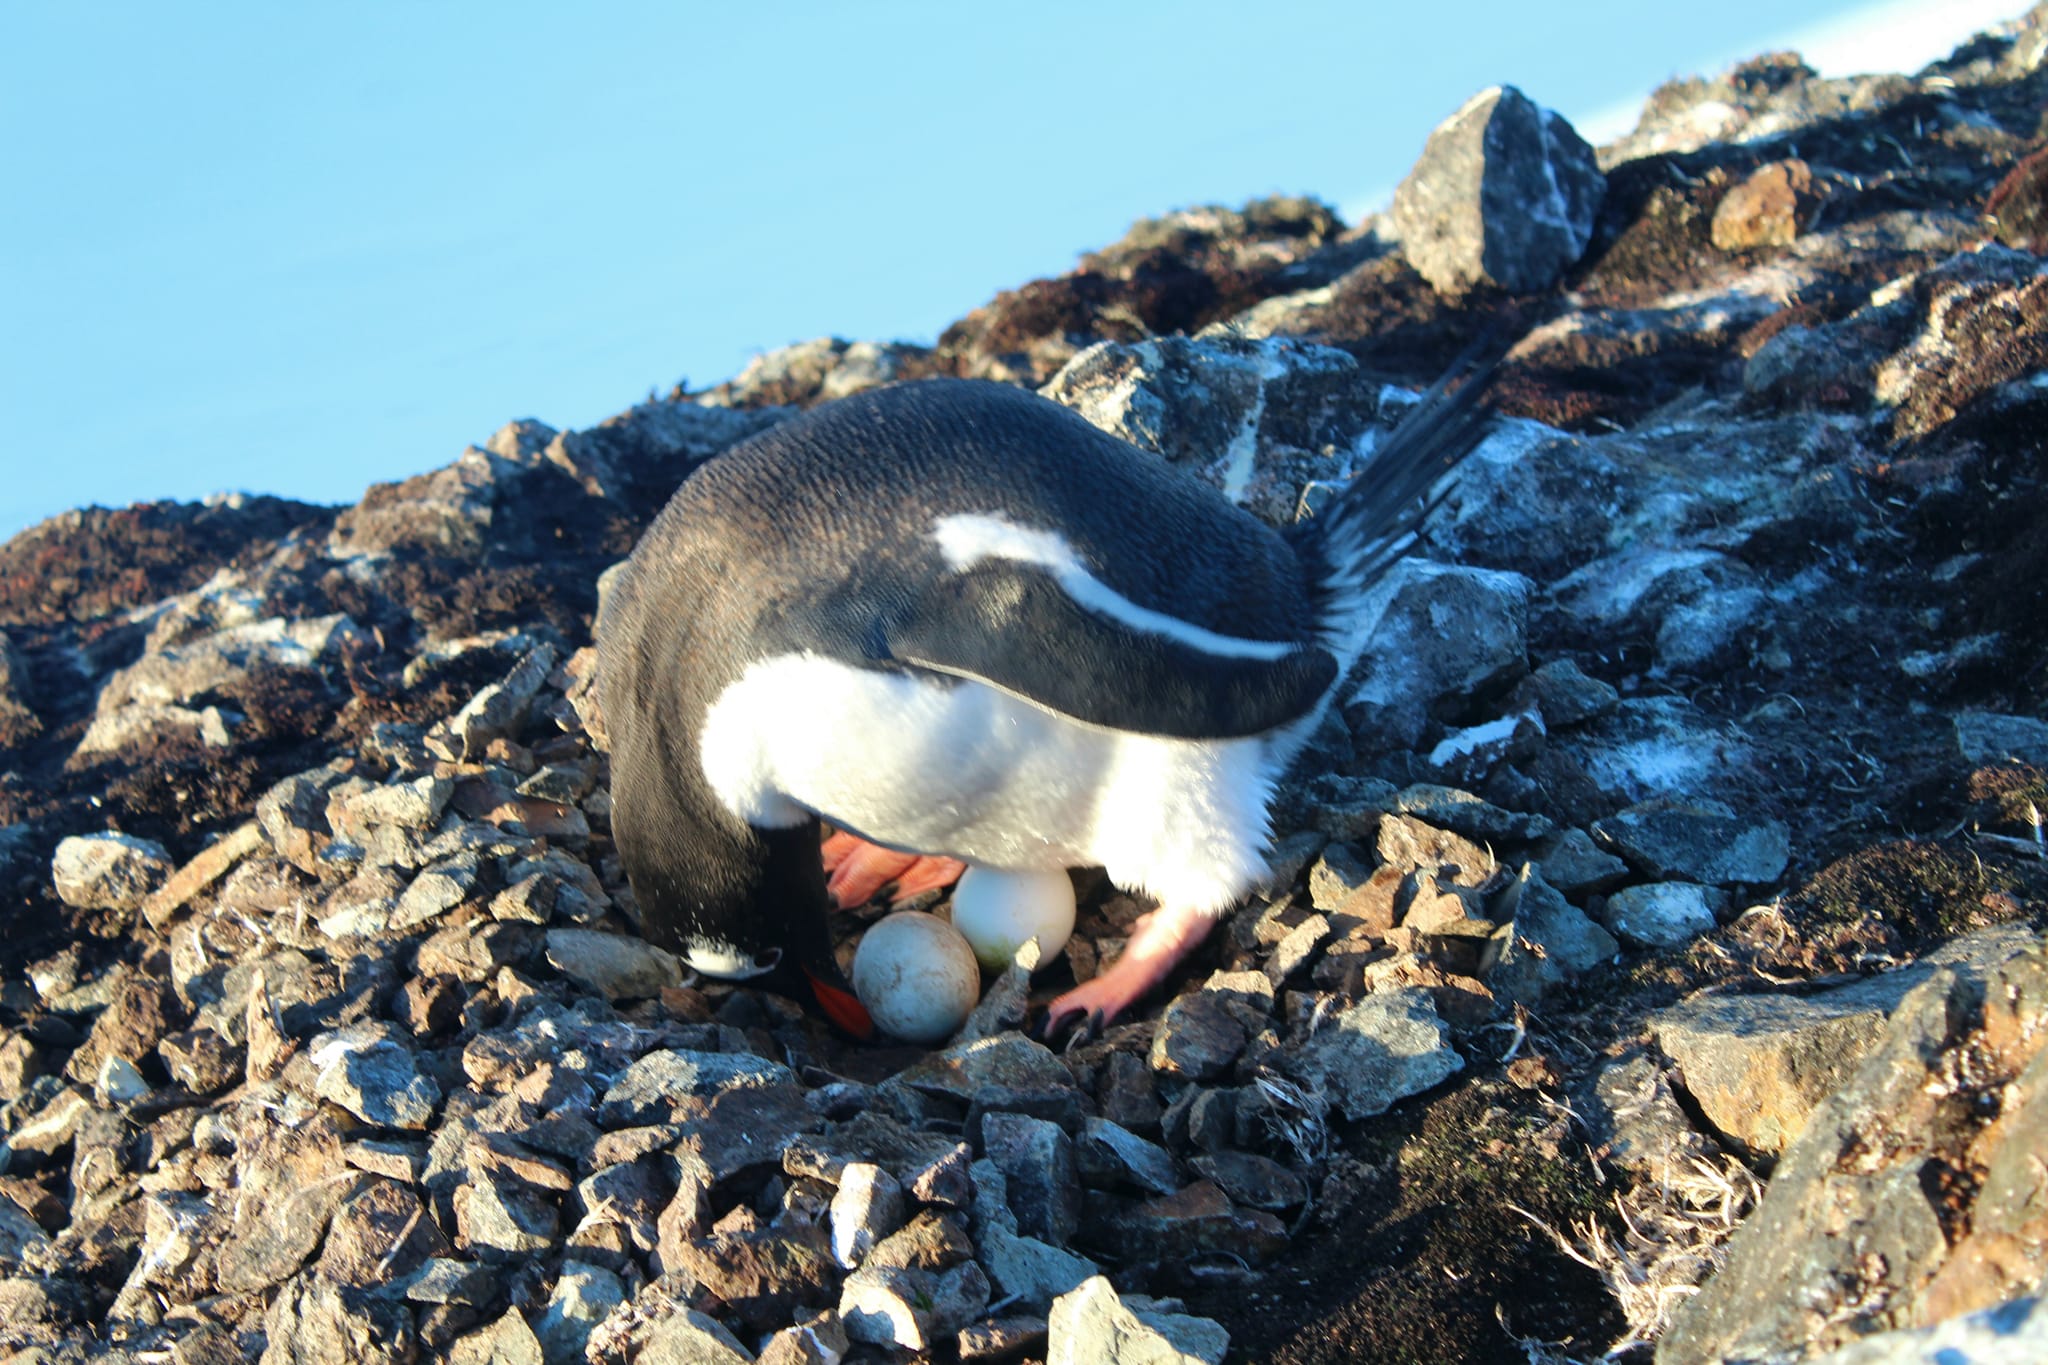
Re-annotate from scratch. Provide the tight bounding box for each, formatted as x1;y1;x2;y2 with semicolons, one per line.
820;833;966;908
1038;905;1218;1039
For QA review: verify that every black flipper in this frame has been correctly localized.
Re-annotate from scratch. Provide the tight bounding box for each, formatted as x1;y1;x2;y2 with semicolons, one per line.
883;560;1336;740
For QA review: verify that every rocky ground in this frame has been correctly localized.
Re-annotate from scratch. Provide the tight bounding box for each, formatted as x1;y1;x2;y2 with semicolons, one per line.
6;11;2048;1365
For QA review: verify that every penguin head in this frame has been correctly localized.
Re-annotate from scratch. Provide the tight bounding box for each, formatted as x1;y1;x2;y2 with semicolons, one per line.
636;821;874;1041
678;921;874;1041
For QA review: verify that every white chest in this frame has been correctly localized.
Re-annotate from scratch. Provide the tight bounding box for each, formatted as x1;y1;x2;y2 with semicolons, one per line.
696;652;1309;912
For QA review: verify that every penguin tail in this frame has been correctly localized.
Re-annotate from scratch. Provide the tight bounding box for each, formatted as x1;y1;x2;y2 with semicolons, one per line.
1298;339;1504;642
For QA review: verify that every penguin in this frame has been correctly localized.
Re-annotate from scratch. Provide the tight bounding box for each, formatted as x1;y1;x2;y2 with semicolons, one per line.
595;356;1497;1039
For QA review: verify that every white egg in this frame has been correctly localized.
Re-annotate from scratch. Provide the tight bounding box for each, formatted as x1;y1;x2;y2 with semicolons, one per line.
850;911;981;1044
949;866;1076;974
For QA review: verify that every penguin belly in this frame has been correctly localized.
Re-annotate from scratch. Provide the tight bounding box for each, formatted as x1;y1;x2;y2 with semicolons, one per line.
696;651;1296;914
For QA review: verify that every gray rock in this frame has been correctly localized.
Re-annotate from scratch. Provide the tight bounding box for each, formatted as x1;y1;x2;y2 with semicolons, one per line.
970;1159;1102;1308
455;1173;559;1254
1390;85;1603;294
882;1032;1078;1111
1074;1117;1180;1197
1489;866;1619;1006
1188;1151;1307;1211
841;1261;990;1352
1042;333;1379;528
1511;658;1618;729
390;851;481;930
534;1260;626;1365
1603;881;1727;950
1580;1050;1717;1181
440;643;558;760
1306;842;1376;911
598;1048;794;1127
1047;1275;1229;1365
1804;1297;2048;1364
1265;914;1332;988
306;1025;441;1129
982;1113;1080;1246
1285;988;1463;1120
1956;710;2048;767
261;1274;415;1365
1658;945;2048;1364
1651;926;2042;1158
1148;992;1246;1083
1535;827;1630;896
337;774;453;832
786;1111;974;1207
448;1311;546;1365
546;928;683;1000
638;1307;756;1365
1391;784;1553;843
1593;798;1791;886
1344;560;1532;753
828;1162;905;1269
50;833;175;911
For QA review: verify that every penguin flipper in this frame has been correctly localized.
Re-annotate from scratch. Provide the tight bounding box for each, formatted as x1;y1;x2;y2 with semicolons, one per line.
882;562;1335;740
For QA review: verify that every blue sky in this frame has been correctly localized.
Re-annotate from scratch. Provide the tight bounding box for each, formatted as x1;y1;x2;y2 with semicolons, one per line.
0;2;2025;543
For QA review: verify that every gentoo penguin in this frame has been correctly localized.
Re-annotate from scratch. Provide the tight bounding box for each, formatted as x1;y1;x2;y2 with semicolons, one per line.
596;359;1495;1038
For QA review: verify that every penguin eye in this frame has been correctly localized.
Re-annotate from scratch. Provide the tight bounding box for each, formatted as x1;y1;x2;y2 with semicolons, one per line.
752;947;783;971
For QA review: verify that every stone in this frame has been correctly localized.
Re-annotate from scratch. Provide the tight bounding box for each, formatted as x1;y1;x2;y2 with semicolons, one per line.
1535;827;1629;895
1148;991;1246;1083
1042;332;1378;527
959;1315;1050;1362
534;1260;626;1365
1047;1276;1229;1365
1376;813;1500;887
982;1112;1080;1245
828;1162;904;1268
866;1210;976;1272
306;1025;441;1129
1390;85;1603;294
447;1311;545;1365
261;1274;416;1365
50;832;175;911
391;851;481;929
1391;784;1553;843
1307;842;1376;911
1074;1117;1181;1197
1592;799;1791;886
1344;561;1532;754
1189;1151;1307;1212
599;1049;795;1126
1956;710;2048;768
1488;866;1619;1007
1659;946;2048;1364
671;1225;838;1330
1265;914;1332;988
637;1307;755;1365
758;1311;851;1365
1093;1180;1288;1266
317;1177;452;1287
1285;988;1463;1120
1711;158;1828;251
545;928;683;1000
1510;658;1617;729
1603;881;1727;950
441;644;558;761
63;972;174;1085
1651;928;2036;1159
840;1262;991;1351
882;1032;1078;1111
455;1174;559;1254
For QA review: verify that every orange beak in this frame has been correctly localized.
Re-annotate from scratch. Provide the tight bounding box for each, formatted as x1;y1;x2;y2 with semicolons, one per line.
803;966;875;1040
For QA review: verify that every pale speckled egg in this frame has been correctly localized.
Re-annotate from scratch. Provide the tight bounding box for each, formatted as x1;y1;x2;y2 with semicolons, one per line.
850;911;981;1043
949;866;1076;973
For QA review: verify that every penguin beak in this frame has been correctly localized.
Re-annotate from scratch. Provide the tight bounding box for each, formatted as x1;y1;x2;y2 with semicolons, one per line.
802;964;875;1040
